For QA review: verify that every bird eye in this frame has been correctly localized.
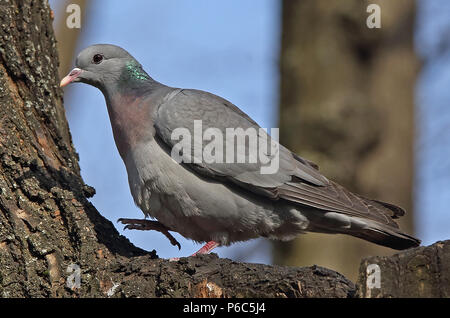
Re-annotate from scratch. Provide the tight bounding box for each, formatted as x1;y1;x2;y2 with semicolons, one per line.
92;54;103;64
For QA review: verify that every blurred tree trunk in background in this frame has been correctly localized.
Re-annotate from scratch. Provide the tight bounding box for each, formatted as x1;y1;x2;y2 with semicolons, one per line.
55;0;88;78
275;0;419;281
54;0;88;115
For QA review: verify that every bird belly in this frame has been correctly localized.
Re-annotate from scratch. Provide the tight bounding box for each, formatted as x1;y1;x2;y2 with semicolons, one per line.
123;140;310;245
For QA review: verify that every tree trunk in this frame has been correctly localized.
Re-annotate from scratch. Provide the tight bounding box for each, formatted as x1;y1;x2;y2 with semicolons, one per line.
275;0;419;281
0;0;359;298
358;240;450;298
0;0;146;297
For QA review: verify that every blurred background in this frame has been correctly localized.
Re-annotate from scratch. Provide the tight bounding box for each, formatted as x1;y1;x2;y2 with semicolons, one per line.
49;0;450;281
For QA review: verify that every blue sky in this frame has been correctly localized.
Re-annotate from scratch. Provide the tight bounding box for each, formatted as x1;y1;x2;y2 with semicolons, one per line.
415;0;450;245
51;0;450;263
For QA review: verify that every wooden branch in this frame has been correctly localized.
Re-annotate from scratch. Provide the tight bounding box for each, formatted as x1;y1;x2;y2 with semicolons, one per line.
357;240;450;297
109;253;355;298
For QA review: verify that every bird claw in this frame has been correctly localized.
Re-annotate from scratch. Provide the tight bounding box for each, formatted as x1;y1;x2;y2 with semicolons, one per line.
123;224;134;231
117;218;182;250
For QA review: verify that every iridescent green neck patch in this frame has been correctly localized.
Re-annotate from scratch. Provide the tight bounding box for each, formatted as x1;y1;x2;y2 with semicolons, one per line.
125;60;150;81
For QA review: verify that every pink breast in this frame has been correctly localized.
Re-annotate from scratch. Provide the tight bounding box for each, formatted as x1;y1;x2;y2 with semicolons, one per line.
107;94;153;160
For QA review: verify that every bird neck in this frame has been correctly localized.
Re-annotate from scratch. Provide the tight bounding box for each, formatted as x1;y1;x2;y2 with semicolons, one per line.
102;61;164;98
123;60;151;82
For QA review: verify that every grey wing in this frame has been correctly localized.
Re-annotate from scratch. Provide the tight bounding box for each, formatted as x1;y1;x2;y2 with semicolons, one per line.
155;89;327;189
155;89;404;227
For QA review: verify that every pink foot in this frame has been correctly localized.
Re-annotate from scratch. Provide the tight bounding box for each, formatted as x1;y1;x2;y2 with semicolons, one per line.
191;241;220;256
169;241;219;262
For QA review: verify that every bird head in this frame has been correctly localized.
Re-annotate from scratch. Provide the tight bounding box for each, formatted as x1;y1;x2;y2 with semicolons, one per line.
60;44;149;91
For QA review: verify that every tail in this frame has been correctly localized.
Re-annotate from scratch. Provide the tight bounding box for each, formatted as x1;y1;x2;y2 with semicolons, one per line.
291;179;421;250
306;211;421;250
347;220;421;250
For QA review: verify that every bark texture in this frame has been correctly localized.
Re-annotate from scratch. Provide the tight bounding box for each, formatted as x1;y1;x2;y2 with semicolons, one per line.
275;0;419;281
358;240;450;298
0;0;148;297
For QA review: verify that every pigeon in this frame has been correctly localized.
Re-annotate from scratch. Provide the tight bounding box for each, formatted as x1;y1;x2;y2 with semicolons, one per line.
60;44;420;256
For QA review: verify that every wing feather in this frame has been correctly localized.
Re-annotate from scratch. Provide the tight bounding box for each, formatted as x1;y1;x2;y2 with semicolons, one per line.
155;88;404;227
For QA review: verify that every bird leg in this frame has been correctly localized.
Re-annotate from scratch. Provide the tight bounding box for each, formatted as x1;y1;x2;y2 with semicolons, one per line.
191;241;220;256
117;218;181;250
169;241;220;262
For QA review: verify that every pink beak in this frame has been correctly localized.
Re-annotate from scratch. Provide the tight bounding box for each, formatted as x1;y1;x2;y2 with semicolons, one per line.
60;68;82;87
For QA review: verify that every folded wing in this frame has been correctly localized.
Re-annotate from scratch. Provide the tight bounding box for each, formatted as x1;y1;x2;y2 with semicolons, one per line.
155;88;408;230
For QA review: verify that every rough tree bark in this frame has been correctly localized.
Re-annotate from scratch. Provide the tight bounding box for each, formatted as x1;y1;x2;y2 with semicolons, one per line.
358;240;450;298
275;0;419;281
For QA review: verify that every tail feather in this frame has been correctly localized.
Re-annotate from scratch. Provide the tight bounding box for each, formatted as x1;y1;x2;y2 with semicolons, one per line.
306;212;421;250
347;222;421;250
